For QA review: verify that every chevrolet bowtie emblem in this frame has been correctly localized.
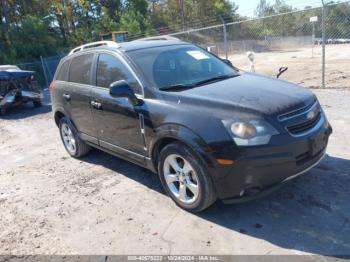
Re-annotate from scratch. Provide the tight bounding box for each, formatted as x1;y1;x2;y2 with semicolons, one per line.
307;111;316;120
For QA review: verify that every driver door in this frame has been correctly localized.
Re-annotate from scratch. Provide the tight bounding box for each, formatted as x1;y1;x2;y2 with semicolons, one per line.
91;52;146;157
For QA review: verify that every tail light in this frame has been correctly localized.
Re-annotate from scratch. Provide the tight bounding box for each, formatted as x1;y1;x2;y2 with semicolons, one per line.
49;81;54;94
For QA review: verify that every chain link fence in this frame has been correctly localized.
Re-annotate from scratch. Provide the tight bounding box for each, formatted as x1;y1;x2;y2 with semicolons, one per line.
16;55;63;89
17;60;47;87
170;1;350;89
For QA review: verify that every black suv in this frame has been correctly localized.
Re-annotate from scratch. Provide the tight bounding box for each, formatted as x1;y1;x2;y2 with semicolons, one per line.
52;40;332;212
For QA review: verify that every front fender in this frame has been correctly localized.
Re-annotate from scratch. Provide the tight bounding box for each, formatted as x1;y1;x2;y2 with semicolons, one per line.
149;124;216;169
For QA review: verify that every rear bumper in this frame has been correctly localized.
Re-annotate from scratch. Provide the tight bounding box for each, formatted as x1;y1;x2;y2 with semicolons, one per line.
206;121;332;201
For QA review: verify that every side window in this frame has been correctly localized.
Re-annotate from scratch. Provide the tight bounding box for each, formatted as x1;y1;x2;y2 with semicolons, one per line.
69;54;93;85
56;60;70;81
96;54;141;94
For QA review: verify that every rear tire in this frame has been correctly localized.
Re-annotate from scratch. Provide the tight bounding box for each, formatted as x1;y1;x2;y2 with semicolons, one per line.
59;117;91;158
33;101;42;108
0;108;5;116
158;142;217;212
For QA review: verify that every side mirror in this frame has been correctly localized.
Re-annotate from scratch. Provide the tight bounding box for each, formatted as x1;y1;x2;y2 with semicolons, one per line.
222;59;233;67
109;80;140;106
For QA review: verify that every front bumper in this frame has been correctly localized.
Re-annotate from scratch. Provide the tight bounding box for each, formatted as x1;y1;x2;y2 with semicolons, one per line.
206;117;332;202
222;149;326;204
0;90;43;109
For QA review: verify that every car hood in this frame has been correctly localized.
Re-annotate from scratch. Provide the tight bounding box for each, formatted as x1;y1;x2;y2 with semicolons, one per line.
172;72;316;116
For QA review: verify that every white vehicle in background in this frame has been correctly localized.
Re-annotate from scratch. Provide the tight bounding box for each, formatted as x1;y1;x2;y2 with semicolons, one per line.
0;65;21;71
315;38;350;45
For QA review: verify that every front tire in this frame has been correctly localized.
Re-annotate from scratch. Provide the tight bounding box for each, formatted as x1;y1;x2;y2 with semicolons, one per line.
158;142;217;212
59;117;91;158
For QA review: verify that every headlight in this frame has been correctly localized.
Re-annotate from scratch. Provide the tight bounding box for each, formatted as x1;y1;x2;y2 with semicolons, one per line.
222;119;279;146
231;122;257;139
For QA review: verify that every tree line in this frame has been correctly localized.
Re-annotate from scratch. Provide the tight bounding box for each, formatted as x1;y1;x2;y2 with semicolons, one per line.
0;0;349;64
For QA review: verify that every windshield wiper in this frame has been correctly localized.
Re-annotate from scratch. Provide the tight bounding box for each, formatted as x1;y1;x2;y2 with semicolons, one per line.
159;84;194;91
193;74;238;86
159;74;238;91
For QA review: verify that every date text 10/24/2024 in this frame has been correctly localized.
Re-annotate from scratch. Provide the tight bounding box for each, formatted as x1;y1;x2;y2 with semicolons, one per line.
127;256;220;261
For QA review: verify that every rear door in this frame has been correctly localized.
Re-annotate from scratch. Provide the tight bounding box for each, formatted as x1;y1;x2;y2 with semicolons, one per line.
91;52;146;156
53;59;71;113
64;53;97;142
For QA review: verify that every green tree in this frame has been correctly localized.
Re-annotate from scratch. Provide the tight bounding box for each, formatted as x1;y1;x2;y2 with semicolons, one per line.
10;16;60;62
1;0;349;65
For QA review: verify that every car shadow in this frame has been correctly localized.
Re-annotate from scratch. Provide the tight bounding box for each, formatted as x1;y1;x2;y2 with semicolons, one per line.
81;151;350;257
0;90;52;120
200;154;350;257
82;149;164;194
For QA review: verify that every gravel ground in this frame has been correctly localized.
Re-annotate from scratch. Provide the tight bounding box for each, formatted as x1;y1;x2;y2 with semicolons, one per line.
0;89;349;257
232;44;350;89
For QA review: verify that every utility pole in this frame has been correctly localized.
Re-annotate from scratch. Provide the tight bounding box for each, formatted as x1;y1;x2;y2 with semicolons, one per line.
180;0;185;31
309;16;318;58
312;21;315;57
220;16;228;60
321;0;327;89
40;56;49;89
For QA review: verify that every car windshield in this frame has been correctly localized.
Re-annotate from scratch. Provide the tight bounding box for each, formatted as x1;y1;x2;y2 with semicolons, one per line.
127;45;239;90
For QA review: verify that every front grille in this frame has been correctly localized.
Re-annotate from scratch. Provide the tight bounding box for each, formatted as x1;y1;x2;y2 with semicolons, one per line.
295;148;324;166
278;101;316;121
287;111;321;135
278;100;323;136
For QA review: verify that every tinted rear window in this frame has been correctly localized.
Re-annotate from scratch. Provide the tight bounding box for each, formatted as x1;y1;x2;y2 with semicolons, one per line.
69;54;94;85
56;60;70;81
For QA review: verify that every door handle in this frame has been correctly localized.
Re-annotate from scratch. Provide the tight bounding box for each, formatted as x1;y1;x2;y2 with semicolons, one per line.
91;101;102;110
63;94;71;101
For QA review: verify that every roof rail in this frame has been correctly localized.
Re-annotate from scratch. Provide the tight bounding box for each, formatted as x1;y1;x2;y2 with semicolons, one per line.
68;41;120;55
135;35;181;42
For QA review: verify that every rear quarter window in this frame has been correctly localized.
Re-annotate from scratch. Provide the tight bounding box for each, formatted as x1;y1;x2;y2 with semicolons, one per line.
69;54;94;85
55;60;70;81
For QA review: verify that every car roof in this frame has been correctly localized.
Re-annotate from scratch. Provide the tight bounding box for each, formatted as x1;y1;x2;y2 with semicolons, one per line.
66;40;190;58
62;40;192;65
118;40;189;52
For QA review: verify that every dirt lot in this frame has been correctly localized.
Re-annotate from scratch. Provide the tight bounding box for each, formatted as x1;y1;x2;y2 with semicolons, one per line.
0;88;350;257
231;44;350;89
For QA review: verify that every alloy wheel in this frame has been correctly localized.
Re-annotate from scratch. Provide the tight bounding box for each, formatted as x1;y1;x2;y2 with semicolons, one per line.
163;154;199;204
61;123;77;155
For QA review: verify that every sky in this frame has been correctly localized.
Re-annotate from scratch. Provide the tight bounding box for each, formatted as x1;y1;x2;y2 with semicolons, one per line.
231;0;325;17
